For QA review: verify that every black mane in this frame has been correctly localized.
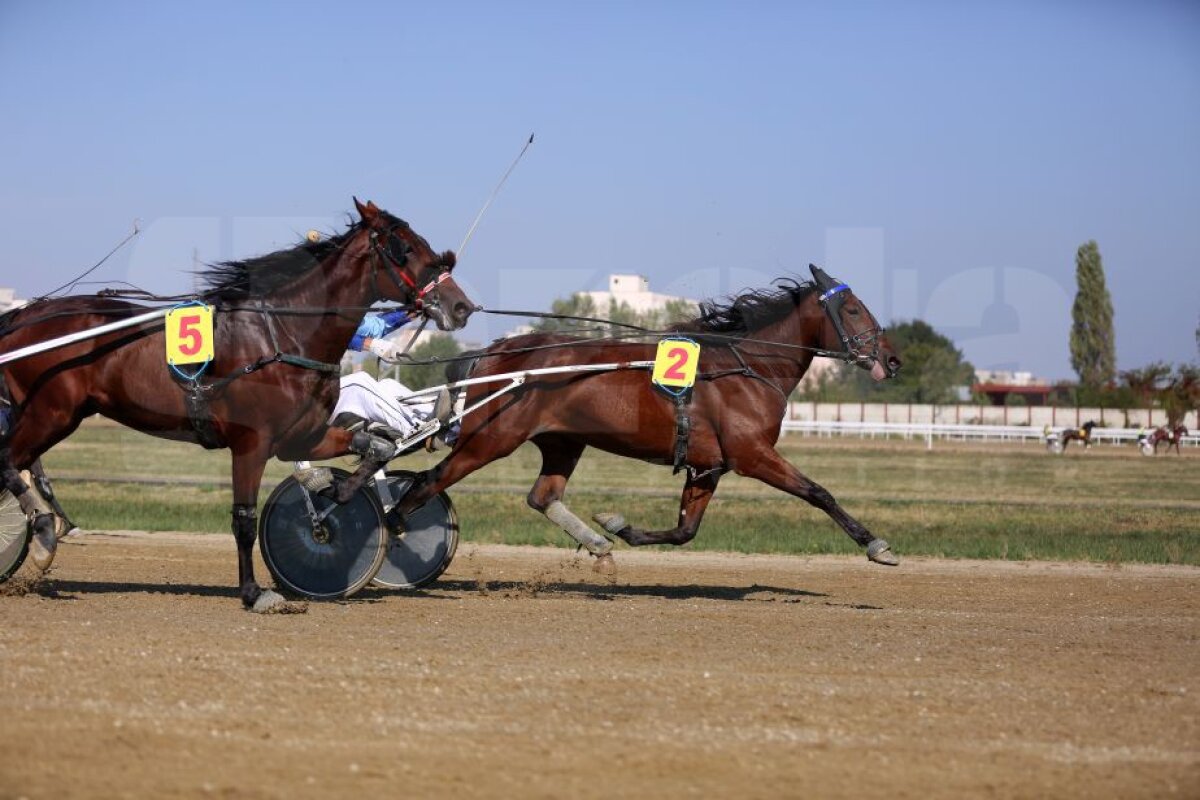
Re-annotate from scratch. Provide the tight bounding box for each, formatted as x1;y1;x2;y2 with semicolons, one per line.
199;219;367;300
672;278;816;335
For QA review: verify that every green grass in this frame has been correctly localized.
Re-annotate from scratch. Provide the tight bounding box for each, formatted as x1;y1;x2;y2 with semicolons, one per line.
41;421;1200;565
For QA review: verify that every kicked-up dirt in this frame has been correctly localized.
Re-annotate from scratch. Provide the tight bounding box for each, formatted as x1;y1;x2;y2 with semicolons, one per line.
1;532;1197;799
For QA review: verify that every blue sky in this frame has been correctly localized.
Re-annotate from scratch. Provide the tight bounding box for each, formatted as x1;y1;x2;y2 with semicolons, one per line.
1;0;1196;379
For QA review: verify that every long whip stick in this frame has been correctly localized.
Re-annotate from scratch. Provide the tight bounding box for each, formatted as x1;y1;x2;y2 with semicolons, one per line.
457;133;534;258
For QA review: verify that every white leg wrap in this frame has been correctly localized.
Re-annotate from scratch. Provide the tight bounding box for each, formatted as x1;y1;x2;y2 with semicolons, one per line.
294;465;334;493
544;500;612;555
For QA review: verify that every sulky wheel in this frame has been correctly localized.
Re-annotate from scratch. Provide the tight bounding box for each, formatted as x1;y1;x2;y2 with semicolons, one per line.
371;470;459;590
258;468;387;599
0;489;30;584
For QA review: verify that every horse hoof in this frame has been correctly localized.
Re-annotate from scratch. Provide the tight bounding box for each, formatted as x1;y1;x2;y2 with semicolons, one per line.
592;553;617;575
867;539;900;566
251;589;306;614
29;516;58;572
295;466;334;493
592;512;627;535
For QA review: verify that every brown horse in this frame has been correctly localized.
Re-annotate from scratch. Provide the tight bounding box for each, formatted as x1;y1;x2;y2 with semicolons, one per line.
398;264;903;568
0;199;474;610
1060;421;1096;452
1148;425;1189;455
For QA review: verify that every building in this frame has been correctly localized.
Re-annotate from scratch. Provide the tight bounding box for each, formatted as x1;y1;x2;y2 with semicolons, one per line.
972;369;1053;405
0;287;27;312
579;274;697;316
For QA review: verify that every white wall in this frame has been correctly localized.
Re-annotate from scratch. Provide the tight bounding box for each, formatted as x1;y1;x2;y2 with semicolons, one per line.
789;402;1197;429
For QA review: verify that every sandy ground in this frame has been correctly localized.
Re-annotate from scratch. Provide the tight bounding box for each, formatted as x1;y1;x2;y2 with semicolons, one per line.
1;533;1198;800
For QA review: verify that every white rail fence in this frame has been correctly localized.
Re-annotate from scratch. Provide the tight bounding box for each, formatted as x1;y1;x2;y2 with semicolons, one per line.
787;401;1197;429
780;420;1200;450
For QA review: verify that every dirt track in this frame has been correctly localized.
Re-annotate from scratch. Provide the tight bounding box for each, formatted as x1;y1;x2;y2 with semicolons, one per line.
1;533;1198;799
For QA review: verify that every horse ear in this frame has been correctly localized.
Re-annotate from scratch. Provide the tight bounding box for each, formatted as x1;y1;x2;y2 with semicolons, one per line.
809;264;836;289
354;197;380;225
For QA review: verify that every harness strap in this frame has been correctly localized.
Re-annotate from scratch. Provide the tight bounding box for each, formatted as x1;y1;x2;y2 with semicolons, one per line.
172;352;341;449
672;393;691;475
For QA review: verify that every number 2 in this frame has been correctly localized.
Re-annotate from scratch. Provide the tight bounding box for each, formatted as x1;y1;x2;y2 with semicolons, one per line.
663;347;689;380
177;315;203;356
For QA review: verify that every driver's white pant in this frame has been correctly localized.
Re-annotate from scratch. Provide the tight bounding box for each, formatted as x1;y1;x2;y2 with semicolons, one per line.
332;373;434;438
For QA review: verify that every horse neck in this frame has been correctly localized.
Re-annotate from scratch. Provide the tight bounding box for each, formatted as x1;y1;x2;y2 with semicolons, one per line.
738;295;825;395
260;244;378;363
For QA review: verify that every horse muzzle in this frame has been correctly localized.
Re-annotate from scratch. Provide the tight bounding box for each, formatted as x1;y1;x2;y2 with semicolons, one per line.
424;301;477;331
870;354;902;382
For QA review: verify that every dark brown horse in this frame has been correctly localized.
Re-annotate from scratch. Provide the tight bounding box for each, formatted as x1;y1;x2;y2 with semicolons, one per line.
399;265;903;568
0;199;474;610
1060;420;1096;452
1148;425;1188;455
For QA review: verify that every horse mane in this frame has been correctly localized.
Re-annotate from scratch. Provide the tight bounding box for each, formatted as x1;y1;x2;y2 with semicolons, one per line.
200;216;383;300
671;278;816;336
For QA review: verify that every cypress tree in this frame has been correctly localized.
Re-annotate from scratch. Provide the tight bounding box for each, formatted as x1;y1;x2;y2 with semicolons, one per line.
1069;241;1115;389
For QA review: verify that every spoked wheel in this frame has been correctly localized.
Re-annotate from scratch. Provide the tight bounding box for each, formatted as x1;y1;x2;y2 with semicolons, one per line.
0;490;30;584
1139;441;1154;457
371;470;459;590
258;468;387;599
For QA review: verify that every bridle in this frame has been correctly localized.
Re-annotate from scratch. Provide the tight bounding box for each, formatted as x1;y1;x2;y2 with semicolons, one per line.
367;221;454;314
816;280;884;368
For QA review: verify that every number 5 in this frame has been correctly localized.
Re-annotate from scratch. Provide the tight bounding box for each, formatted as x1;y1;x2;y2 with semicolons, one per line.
177;315;203;356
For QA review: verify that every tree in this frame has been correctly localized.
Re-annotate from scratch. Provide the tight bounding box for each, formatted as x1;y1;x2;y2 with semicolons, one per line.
1069;241;1116;390
531;293;696;337
1120;362;1171;406
530;293;600;335
1162;364;1200;427
391;333;463;390
809;320;974;404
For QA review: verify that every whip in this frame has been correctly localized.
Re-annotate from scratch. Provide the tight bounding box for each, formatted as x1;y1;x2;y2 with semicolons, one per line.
457;133;534;258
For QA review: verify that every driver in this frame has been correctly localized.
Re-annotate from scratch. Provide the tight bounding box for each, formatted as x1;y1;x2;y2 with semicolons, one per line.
333;309;454;448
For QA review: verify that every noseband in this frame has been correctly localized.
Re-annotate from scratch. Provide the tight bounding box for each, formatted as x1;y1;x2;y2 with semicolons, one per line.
368;223;453;312
817;282;883;367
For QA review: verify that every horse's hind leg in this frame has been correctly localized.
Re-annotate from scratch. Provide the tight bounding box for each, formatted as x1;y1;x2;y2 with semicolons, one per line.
0;459;58;571
594;468;722;547
0;399;86;571
29;460;79;536
732;446;899;566
526;437;615;571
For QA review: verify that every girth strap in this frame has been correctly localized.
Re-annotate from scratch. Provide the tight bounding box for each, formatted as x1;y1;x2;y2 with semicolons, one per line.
671;392;691;475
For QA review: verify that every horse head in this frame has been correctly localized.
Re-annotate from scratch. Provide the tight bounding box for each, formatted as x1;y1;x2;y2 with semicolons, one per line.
808;264;901;381
354;198;476;331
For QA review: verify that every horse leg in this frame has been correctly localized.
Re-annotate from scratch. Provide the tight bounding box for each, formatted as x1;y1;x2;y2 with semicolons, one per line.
279;424;397;504
29;460;80;538
526;437;615;572
732;447;899;566
228;443;287;612
594;468;722;547
396;429;526;518
0;397;86;571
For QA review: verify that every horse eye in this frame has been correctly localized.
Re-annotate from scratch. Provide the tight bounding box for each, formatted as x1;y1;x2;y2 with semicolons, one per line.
847;306;860;316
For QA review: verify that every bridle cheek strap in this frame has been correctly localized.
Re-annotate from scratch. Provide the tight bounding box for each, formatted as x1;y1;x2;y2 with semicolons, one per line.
818;283;881;366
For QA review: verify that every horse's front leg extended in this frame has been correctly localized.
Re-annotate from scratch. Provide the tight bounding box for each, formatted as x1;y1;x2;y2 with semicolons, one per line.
733;448;899;566
280;425;394;504
594;468;722;546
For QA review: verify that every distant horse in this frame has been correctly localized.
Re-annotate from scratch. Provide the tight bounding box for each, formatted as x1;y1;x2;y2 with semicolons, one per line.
399;264;904;568
0;199;474;610
1059;421;1096;452
1146;425;1188;455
